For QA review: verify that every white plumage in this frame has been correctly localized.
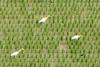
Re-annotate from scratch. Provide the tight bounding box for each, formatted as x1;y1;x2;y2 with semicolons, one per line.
71;35;81;40
11;48;24;57
39;15;50;23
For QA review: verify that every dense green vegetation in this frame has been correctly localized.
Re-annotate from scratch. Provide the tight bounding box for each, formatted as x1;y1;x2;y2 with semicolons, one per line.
0;0;99;67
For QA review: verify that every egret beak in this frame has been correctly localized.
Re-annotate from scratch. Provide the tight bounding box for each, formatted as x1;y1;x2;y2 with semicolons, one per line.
47;15;50;18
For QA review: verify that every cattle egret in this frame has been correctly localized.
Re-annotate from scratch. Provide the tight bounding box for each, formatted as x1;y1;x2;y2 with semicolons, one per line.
11;48;24;57
39;15;50;23
71;35;82;40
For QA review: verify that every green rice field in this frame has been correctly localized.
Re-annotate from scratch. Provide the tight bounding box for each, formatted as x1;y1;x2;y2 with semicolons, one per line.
0;0;99;67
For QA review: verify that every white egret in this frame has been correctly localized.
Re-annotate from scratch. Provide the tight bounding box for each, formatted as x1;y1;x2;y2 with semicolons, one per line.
71;35;82;40
39;15;50;23
11;48;24;57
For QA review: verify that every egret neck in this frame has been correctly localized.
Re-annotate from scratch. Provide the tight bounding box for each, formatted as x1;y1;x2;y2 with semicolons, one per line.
18;48;24;53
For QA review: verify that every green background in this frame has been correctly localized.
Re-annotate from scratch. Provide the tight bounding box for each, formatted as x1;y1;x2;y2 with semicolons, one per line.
0;0;99;67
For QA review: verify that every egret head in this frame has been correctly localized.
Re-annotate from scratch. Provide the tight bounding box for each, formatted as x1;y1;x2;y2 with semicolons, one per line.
21;48;24;51
47;15;50;18
79;35;83;37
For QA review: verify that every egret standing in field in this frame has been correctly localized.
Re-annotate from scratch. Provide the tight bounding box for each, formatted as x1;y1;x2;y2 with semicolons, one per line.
71;35;82;40
39;15;50;23
11;48;24;57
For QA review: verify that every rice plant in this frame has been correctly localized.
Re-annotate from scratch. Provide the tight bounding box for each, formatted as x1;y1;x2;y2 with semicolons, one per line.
0;0;99;67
